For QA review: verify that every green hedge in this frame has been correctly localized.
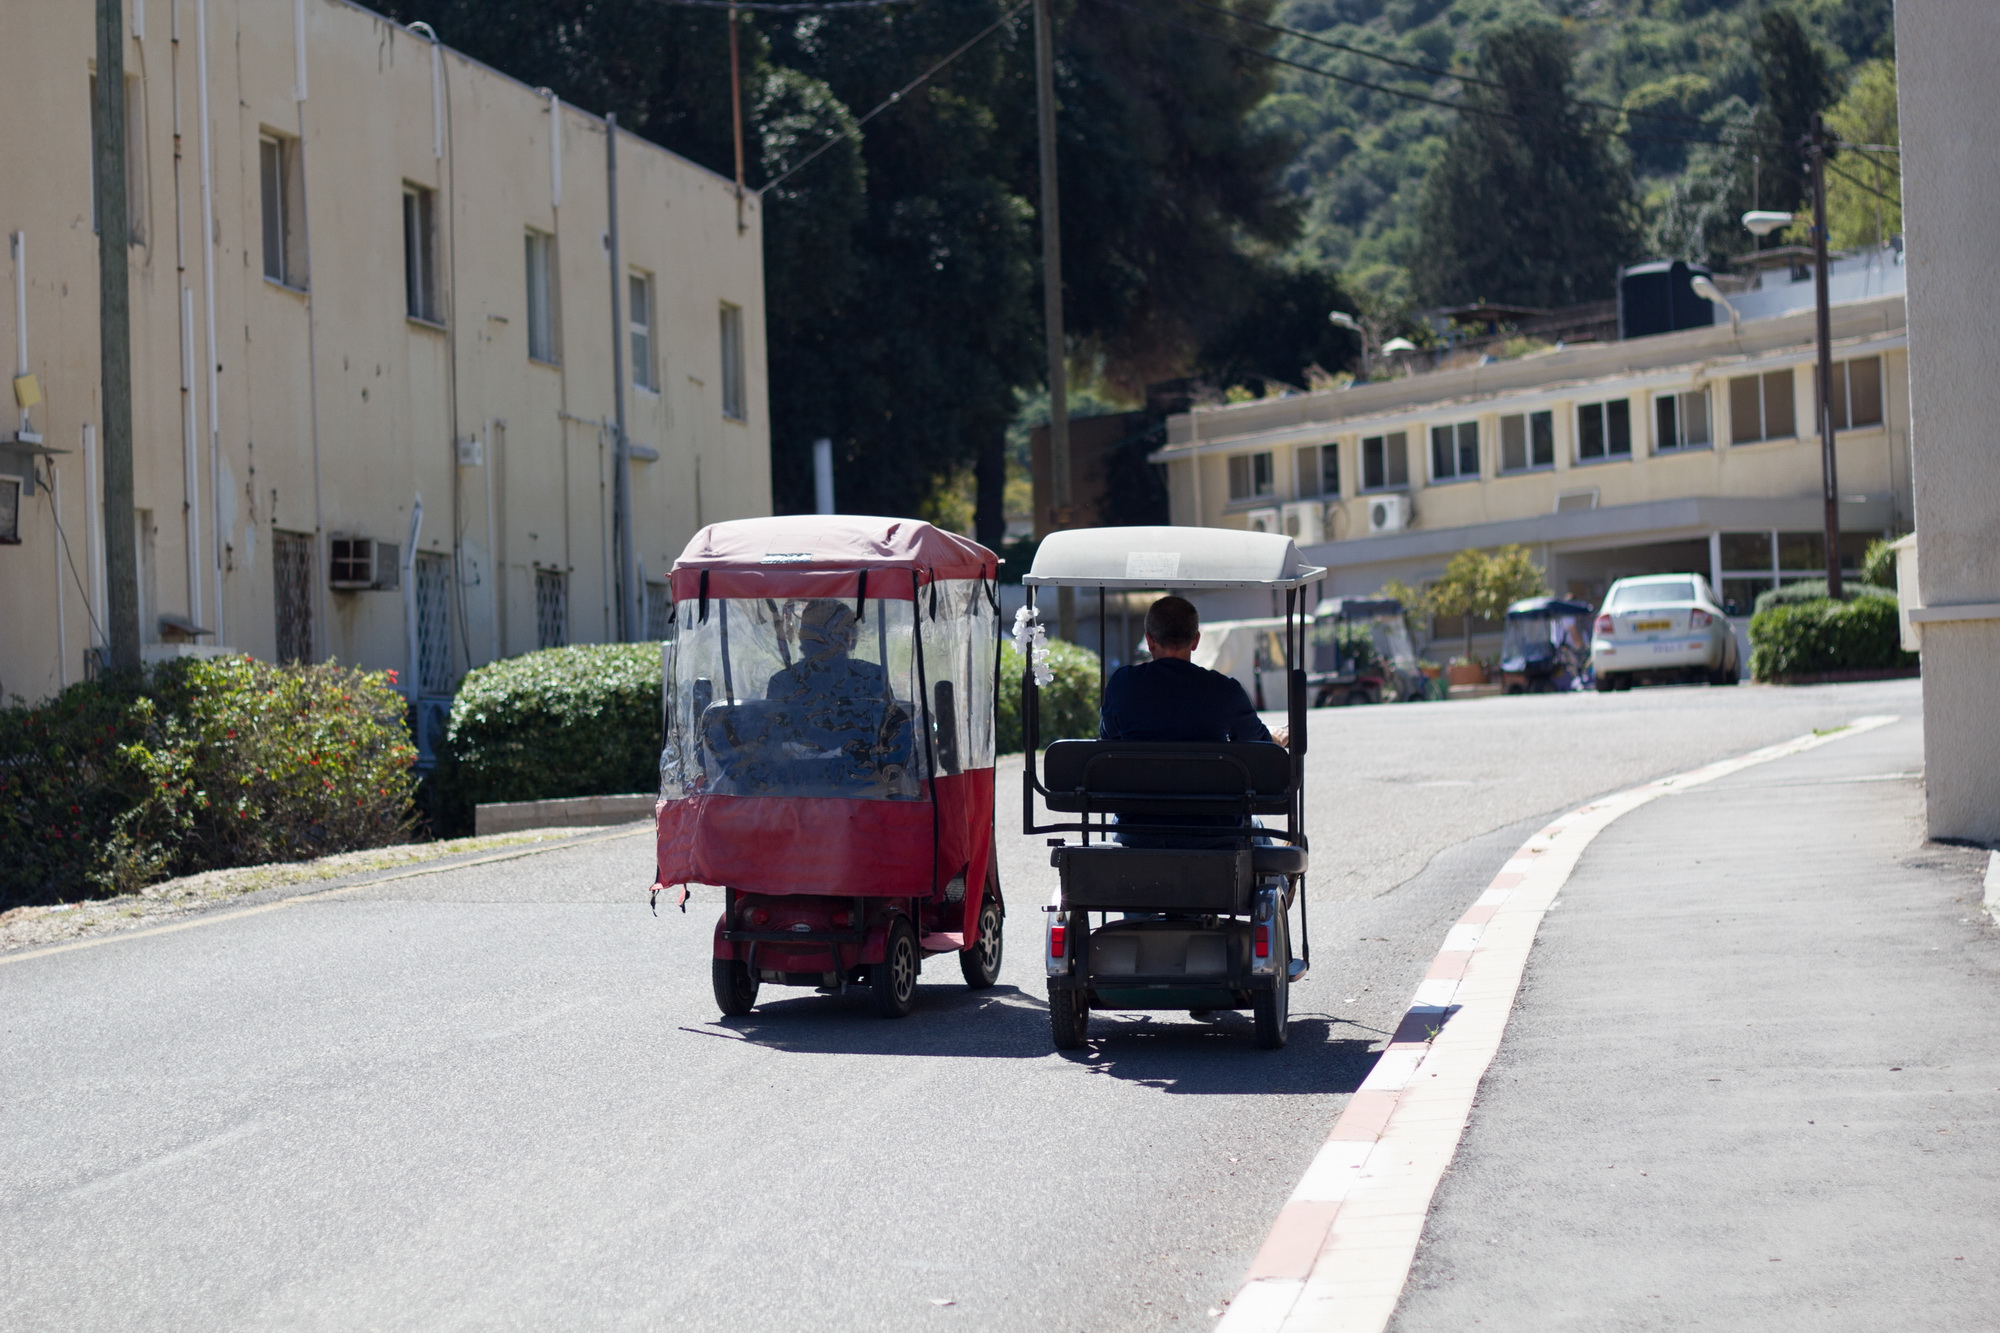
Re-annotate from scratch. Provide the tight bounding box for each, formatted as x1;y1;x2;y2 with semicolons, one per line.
1749;595;1916;680
1752;579;1895;615
0;658;415;904
443;643;663;813
998;638;1101;754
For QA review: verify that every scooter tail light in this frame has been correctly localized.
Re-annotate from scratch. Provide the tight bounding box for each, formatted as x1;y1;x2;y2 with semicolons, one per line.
1594;614;1614;636
1049;923;1066;958
831;909;851;928
748;907;771;928
1253;924;1271;959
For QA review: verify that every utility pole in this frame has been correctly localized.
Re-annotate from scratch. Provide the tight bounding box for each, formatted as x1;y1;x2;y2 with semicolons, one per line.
1808;114;1843;600
606;113;639;641
1032;0;1074;641
728;4;748;234
94;0;141;672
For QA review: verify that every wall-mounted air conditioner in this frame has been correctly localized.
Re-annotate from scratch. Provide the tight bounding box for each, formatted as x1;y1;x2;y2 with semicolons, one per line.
1280;501;1325;545
1366;494;1411;535
329;536;401;590
1244;507;1281;534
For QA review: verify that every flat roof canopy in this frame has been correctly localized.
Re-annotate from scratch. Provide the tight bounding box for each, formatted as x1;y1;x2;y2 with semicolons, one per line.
1024;525;1326;590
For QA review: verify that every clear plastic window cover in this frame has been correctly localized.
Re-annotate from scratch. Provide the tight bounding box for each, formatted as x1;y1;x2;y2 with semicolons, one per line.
660;581;997;802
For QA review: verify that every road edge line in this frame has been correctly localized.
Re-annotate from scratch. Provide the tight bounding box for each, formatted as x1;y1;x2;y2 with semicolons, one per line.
0;825;653;969
1216;714;1900;1333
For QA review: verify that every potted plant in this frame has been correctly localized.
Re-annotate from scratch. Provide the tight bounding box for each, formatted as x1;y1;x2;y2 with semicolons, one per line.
1446;655;1488;687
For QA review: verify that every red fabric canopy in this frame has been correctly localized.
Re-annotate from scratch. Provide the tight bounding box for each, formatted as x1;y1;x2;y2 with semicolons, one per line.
668;515;996;600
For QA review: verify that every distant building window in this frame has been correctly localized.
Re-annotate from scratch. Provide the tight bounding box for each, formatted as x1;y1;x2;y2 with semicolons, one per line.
260;133;307;288
1576;399;1633;462
719;302;746;421
1295;443;1339;499
1499;410;1554;472
0;475;20;544
403;184;441;323
536;569;569;650
1818;355;1883;431
272;530;315;663
1228;451;1275;502
1361;432;1409;491
1429;421;1479;482
629;271;656;391
1654;389;1711;453
524;230;557;363
1728;369;1795;444
415;552;454;694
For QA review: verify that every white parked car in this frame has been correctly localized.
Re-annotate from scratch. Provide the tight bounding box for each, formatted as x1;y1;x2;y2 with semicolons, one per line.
1589;573;1741;691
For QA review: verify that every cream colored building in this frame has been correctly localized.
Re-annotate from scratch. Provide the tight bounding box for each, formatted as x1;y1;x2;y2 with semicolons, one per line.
1;0;770;714
1156;267;1909;622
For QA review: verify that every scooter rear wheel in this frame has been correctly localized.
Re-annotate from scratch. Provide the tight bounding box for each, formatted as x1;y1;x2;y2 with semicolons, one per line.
959;894;1005;989
1049;984;1089;1050
870;918;920;1018
712;958;758;1017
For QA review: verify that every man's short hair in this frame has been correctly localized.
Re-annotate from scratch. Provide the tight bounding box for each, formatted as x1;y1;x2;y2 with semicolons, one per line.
1145;595;1200;648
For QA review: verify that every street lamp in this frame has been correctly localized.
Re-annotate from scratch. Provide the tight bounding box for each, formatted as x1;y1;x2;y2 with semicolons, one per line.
1328;309;1374;380
1689;273;1739;334
1743;112;1842;600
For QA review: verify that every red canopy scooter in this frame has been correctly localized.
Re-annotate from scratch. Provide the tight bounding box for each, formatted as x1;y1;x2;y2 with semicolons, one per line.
652;516;1003;1018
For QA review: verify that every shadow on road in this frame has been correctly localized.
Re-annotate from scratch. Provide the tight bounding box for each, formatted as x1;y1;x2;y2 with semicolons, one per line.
698;984;1379;1094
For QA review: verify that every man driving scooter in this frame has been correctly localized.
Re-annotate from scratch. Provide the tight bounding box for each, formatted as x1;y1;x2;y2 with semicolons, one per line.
1099;595;1289;846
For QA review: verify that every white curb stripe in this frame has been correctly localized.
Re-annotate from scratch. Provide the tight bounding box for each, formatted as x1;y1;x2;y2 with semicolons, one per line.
1218;715;1899;1333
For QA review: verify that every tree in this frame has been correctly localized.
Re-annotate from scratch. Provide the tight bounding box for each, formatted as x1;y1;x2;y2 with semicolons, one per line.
1423;545;1548;661
1748;7;1835;219
1823;60;1900;250
1410;23;1639;310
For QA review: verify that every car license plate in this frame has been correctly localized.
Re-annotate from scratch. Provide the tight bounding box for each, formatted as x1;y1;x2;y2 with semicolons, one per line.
1632;619;1671;631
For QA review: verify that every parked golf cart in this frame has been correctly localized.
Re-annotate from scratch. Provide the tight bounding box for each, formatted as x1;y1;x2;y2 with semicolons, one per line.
1498;596;1594;693
1308;597;1426;706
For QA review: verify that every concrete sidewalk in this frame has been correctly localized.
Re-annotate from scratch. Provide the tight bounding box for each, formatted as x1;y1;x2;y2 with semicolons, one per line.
1392;715;1999;1330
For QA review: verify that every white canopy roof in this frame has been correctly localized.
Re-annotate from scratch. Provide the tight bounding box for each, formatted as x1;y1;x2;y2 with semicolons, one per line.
1023;526;1326;590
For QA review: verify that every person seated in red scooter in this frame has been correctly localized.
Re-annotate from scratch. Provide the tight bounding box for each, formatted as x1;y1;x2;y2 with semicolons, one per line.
761;599;910;790
1099;595;1288;847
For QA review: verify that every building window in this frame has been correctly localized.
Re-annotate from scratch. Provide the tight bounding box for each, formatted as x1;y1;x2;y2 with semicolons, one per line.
1819;355;1884;431
414;551;454;694
644;581;673;641
1499;411;1554;472
524;230;557;363
1361;432;1409;491
1429;421;1479;482
1728;369;1795;444
0;475;20;545
403;184;441;323
1718;528;1876;612
1295;443;1339;499
259;133;307;288
1654;389;1711;453
719;302;746;421
629;271;656;391
1576;399;1633;462
535;568;569;649
272;530;315;662
1227;451;1275;502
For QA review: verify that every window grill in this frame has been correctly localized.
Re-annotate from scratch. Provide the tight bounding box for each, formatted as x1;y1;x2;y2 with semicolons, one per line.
415;551;454;695
272;530;315;663
644;582;673;641
536;568;569;650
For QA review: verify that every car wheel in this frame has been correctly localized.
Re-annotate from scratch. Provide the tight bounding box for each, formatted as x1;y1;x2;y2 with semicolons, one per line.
870;918;919;1018
1594;673;1617;693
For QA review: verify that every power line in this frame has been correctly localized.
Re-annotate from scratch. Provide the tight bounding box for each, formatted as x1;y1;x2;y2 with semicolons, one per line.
1824;156;1901;209
758;1;1029;194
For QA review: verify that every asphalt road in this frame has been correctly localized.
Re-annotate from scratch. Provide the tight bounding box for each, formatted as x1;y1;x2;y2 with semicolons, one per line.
0;679;1921;1332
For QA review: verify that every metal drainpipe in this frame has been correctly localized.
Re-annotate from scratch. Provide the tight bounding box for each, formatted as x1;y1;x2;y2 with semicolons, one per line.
606;114;637;642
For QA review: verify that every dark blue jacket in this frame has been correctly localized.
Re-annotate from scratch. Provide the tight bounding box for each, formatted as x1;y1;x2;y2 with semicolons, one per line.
1098;657;1272;744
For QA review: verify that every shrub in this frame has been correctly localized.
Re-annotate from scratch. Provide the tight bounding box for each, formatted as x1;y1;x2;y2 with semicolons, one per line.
1861;538;1900;590
1749;596;1916;680
0;658;416;904
997;638;1102;754
1752;579;1895;615
444;643;663;810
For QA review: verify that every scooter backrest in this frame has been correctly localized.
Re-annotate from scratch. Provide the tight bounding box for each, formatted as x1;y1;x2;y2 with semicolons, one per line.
1040;740;1293;817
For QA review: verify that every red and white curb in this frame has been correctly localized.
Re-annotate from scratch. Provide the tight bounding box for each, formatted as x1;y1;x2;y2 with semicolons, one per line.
1217;715;1900;1333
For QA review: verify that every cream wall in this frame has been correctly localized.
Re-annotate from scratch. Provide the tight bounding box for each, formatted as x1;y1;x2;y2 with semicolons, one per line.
0;0;770;703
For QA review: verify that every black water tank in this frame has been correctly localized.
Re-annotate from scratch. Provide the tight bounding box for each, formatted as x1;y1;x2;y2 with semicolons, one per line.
1618;260;1714;339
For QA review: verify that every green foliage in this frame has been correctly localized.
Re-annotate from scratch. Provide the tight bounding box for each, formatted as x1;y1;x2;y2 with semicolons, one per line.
1424;545;1549;623
1749;595;1913;679
997;639;1102;754
1411;23;1640;308
1752;579;1893;615
0;659;416;905
1860;537;1900;591
444;644;665;811
1824;60;1900;249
